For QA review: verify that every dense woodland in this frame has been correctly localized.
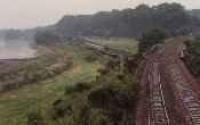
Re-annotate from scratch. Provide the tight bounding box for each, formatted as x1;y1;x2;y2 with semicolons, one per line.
189;9;200;19
35;3;200;44
0;3;200;44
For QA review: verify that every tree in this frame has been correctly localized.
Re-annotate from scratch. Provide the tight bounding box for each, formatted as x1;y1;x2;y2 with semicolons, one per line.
186;37;200;75
32;3;197;39
139;28;167;53
34;31;61;45
135;4;150;11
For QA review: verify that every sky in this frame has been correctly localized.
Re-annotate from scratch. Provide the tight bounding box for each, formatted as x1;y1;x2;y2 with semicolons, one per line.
0;0;199;29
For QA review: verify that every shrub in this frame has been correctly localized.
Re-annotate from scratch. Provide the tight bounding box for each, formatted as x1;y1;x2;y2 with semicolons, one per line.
27;111;45;125
51;99;72;120
84;54;98;62
65;82;92;95
139;28;167;53
186;38;200;75
49;59;136;125
87;67;135;125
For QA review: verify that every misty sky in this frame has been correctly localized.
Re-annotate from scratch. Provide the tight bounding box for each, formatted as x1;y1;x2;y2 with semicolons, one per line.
0;0;199;29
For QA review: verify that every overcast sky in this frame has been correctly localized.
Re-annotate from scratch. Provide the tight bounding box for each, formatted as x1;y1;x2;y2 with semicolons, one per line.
0;0;199;29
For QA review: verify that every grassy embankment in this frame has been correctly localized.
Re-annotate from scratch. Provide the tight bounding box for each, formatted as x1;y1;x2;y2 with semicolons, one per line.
0;38;138;125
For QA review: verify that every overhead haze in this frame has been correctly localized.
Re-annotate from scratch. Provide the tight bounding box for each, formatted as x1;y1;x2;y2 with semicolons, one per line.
0;0;199;29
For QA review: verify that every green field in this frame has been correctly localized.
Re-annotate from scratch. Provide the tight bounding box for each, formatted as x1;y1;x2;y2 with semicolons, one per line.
0;38;138;125
92;37;138;54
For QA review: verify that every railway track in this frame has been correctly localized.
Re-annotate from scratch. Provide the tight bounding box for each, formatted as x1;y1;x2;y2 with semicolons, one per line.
160;38;200;125
169;64;200;125
148;62;170;125
135;38;200;125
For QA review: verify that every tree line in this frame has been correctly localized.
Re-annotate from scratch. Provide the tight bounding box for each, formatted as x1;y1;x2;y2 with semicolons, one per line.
35;3;200;44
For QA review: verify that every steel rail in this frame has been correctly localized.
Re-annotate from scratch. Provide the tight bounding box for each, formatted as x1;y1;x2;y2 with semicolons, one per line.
149;62;170;125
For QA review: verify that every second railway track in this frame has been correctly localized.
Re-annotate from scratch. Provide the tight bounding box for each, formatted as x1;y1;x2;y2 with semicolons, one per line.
134;38;200;125
167;63;200;125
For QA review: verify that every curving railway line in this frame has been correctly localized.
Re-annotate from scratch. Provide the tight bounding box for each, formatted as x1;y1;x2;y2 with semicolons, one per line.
135;37;200;125
160;38;200;125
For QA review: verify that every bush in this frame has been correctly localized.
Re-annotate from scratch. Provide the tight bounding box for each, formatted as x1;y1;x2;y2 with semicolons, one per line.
186;38;200;75
84;55;98;62
65;82;92;95
51;99;72;120
49;59;136;125
27;111;45;125
87;67;135;125
34;31;62;45
139;28;167;53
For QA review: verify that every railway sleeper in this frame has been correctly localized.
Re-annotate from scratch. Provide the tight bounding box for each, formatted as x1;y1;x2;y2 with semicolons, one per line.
183;99;197;103
152;103;163;108
191;110;200;114
187;105;200;109
188;107;200;111
152;89;160;95
187;102;200;107
192;118;200;124
152;96;162;101
152;109;166;114
152;115;168;123
152;123;168;125
152;113;166;118
151;99;163;103
191;116;200;119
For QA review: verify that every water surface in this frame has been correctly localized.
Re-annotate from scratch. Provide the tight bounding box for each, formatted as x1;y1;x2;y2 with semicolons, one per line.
0;40;36;59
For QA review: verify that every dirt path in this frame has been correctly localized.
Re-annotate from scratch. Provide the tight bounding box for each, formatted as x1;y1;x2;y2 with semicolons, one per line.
134;37;200;125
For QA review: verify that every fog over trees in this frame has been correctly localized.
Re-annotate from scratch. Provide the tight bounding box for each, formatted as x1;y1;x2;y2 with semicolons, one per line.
34;3;200;44
0;3;200;44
